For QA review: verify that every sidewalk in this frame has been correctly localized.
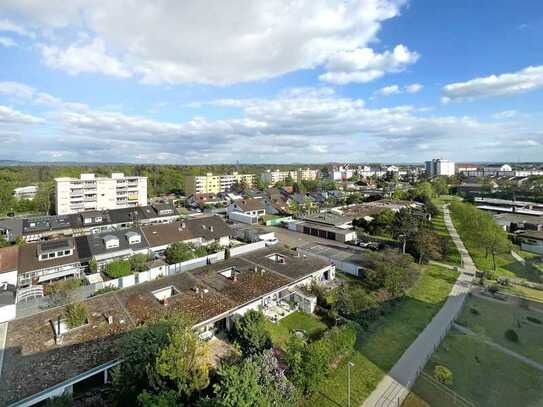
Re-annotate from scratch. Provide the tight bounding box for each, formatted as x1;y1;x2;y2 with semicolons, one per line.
362;205;475;407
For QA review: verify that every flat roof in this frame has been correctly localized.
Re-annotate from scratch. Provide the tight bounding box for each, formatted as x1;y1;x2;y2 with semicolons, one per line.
0;246;331;404
300;212;353;227
0;246;18;274
300;244;367;267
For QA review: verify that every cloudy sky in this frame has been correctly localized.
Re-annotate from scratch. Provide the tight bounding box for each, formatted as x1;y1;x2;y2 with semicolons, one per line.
0;0;542;164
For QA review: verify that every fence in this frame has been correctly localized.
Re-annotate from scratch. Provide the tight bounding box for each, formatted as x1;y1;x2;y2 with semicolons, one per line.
15;250;228;319
408;372;475;407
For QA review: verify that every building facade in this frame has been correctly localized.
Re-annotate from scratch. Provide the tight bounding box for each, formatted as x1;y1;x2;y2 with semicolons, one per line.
425;159;455;177
13;186;39;201
185;172;256;194
55;173;147;215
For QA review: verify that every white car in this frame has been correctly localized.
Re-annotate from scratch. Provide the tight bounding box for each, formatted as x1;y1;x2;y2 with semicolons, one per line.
264;238;279;246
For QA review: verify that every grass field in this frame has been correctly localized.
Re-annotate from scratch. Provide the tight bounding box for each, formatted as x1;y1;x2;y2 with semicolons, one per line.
265;311;328;348
448;204;542;282
431;201;461;266
457;295;543;365
306;265;458;406
411;331;543;407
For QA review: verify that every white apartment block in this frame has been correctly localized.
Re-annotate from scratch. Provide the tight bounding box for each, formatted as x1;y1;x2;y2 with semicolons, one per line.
13;185;38;200
425;159;455;177
55;173;148;215
261;168;319;185
184;172;256;194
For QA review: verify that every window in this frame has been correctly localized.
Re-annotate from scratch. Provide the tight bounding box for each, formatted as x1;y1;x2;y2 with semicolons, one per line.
266;253;287;264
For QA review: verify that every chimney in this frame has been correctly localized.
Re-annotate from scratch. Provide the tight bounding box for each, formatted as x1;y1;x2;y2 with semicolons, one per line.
233;272;238;282
107;315;114;325
209;226;214;232
199;290;204;299
163;297;171;307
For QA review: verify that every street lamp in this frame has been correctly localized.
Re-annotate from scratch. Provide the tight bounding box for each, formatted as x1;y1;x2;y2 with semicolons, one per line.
348;361;354;407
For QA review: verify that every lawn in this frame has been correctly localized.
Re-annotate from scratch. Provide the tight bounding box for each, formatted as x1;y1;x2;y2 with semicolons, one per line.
411;331;543;407
265;311;328;348
449;205;542;282
501;283;543;303
306;265;458;406
456;295;543;365
431;201;461;266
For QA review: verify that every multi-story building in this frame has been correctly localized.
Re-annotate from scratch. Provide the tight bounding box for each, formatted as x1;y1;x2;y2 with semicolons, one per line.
55;173;147;215
261;168;318;185
296;168;320;182
425;159;455;177
185;172;256;194
261;169;295;185
13;185;39;201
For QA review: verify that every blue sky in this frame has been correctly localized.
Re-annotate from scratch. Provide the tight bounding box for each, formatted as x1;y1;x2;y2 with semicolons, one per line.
0;0;542;164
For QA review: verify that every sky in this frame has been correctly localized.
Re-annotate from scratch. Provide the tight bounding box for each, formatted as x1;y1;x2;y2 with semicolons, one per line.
0;0;542;165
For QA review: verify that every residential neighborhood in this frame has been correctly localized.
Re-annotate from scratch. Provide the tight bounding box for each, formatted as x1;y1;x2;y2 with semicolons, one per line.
1;1;543;406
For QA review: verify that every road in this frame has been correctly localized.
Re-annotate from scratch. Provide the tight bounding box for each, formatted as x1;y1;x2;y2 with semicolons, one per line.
362;205;476;407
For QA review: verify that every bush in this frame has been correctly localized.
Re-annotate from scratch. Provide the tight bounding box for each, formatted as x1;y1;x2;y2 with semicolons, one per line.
164;242;197;264
93;286;119;296
433;365;453;386
44;278;83;296
505;329;519;342
104;260;132;279
128;253;148;273
64;302;89;329
470;307;480;315
526;316;542;324
232;310;272;355
45;394;73;407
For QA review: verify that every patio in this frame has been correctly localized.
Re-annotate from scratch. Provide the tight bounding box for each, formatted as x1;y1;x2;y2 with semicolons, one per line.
262;299;298;323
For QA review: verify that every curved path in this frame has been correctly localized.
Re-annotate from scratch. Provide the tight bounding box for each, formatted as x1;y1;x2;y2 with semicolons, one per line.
362;205;475;407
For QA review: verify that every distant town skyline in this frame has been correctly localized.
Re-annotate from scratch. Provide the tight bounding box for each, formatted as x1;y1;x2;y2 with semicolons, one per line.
1;1;543;163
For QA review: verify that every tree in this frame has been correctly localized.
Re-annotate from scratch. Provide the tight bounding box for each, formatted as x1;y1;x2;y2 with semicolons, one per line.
88;257;98;273
212;350;296;407
255;177;266;191
152;321;210;398
432;177;449;196
410;228;443;264
111;319;174;405
232;310;272;355
164;242;196;264
392;208;419;254
129;253;149;273
111;316;208;405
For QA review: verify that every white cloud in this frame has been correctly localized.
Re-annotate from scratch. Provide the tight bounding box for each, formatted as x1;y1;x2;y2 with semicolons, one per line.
0;36;16;47
40;38;131;78
493;110;518;119
377;85;401;96
374;83;422;97
405;83;422;93
0;0;414;85
0;19;35;38
0;105;43;124
0;81;35;99
443;65;543;101
319;44;419;84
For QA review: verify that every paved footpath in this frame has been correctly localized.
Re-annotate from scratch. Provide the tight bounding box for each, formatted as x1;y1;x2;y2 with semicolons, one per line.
362;205;475;407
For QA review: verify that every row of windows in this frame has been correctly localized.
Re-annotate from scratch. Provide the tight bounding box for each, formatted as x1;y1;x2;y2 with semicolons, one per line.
39;249;73;261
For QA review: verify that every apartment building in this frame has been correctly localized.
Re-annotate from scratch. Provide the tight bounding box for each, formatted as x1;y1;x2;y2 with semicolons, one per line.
55;173;147;215
425;159;455;177
184;172;256;194
261;168;319;185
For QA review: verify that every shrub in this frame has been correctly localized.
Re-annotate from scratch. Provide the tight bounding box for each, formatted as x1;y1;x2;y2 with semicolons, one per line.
128;253;148;273
104;260;132;279
164;242;197;264
45;278;83;296
93;286;119;297
433;365;453;386
64;302;89;329
470;307;480;315
505;329;519;342
232;310;272;355
527;316;542;325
